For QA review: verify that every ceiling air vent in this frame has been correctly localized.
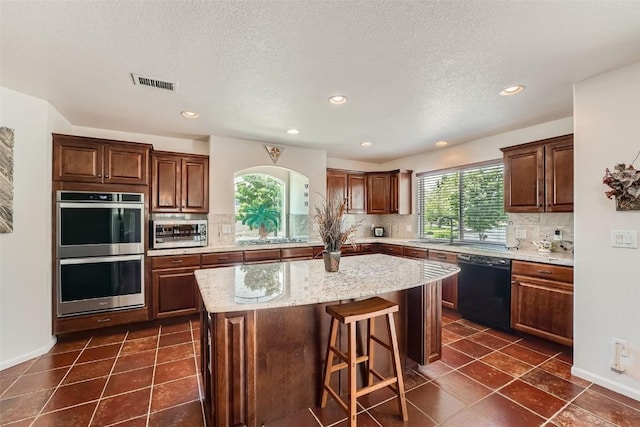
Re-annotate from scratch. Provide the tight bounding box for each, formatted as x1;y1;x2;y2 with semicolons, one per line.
131;73;177;92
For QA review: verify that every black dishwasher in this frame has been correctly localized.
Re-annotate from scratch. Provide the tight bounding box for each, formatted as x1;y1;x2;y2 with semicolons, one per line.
457;254;513;333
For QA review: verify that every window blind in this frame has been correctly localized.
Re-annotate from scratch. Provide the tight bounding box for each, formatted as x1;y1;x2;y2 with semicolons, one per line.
417;161;506;244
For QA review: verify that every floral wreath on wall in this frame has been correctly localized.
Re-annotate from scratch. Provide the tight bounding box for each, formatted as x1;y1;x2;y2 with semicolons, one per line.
603;151;640;211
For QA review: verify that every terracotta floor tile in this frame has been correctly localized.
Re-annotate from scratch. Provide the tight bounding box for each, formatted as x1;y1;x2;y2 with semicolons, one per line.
2;367;68;398
126;326;160;340
24;351;81;374
442;309;462;321
573;388;640;427
120;336;158;355
539;358;592;387
160;321;192;335
87;332;127;348
499;379;566;418
148;400;205;427
443;322;481;337
457;319;489;331
448;338;493;358
153;358;196;385
103;366;154;397
262;408;319;427
441;346;474;368
47;338;91;355
34;401;97;426
589;383;640;411
0;376;18;396
442;329;463;345
91;387;151;426
310;397;348;426
405;382;467;423
402;368;428;391
0;360;35;379
332;411;384;427
42;376;106;412
500;343;551;366
1;418;35;426
76;343;121;363
108;416;148;426
467;332;512;350
367;399;436;427
156;343;194;364
356;386;396;409
150;376;200;413
485;329;521;343
0;389;55;424
520;368;585;401
458;361;514;390
414;360;453;381
63;358;115;384
441;393;545;427
517;335;566;356
481;351;533;377
158;331;192;348
555;348;574;364
433;371;491;405
550;403;617;427
112;349;156;373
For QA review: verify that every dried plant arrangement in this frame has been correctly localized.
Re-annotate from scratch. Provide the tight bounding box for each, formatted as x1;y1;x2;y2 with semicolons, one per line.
313;195;359;252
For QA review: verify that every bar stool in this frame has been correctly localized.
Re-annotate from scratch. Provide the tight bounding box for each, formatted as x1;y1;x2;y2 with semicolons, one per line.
320;297;408;427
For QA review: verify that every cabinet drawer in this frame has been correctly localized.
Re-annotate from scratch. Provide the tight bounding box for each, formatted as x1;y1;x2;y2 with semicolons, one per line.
428;250;457;264
379;244;403;256
403;247;428;259
280;247;314;260
512;260;573;283
360;243;377;254
151;254;201;270
243;249;281;263
201;251;244;267
341;244;361;256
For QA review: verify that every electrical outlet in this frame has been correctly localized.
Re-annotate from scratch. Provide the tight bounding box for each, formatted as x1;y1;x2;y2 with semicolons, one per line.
221;224;231;234
515;229;526;239
613;338;628;357
554;229;562;241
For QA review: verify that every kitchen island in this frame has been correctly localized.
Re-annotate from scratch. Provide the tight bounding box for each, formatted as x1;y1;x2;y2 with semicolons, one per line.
195;254;459;427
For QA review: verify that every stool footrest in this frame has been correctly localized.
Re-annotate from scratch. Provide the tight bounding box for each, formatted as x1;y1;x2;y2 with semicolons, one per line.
355;377;398;398
370;334;392;352
329;346;368;366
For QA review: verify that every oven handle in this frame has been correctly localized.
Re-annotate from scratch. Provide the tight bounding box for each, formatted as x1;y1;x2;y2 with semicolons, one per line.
58;202;143;209
58;254;144;265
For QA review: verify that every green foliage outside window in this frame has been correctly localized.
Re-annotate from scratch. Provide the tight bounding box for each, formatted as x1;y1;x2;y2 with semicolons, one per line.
235;174;283;239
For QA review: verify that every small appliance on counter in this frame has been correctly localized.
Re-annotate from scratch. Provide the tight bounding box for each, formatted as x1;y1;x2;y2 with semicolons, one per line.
152;219;207;249
373;227;385;237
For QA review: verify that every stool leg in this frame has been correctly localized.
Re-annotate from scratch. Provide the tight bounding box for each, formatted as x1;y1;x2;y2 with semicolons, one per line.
320;317;339;408
367;318;375;386
387;312;408;421
348;322;357;427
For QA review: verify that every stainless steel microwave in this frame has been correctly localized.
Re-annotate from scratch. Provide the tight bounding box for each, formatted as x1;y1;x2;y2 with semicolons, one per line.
152;219;208;249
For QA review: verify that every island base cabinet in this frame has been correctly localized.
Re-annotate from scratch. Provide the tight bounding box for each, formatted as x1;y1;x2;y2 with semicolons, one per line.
406;281;442;364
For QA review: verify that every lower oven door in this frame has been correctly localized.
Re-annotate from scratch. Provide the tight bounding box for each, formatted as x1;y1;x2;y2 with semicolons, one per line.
57;254;145;317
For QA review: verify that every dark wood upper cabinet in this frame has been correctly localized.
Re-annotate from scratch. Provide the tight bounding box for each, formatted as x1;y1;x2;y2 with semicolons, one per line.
152;151;209;213
347;173;367;213
390;170;412;214
501;134;573;213
326;169;347;204
53;134;150;185
367;173;391;214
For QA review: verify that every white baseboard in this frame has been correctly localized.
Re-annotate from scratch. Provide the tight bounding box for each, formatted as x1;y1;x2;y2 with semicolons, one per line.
0;337;57;372
572;366;640;401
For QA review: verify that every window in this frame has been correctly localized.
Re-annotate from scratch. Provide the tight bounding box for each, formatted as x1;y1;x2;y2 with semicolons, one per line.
417;161;507;245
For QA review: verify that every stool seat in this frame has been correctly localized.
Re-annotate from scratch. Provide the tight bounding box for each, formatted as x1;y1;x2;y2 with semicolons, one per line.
321;297;408;427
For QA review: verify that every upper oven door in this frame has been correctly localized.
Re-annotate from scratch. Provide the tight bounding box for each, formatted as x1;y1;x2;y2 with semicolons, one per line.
57;201;144;258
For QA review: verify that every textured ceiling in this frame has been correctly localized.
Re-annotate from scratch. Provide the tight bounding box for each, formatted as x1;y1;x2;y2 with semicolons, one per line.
2;1;640;163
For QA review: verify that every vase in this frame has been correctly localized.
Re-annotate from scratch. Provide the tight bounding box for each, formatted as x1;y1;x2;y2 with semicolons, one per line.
615;196;640;211
323;251;341;272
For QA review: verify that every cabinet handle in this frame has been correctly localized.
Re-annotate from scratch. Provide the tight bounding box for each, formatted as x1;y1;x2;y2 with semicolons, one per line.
105;174;109;178
98;174;102;178
97;318;111;323
511;280;517;284
172;260;183;264
537;270;553;274
218;257;228;260
437;255;446;259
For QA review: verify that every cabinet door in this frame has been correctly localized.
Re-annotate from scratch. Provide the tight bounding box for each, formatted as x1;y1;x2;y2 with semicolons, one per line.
367;173;390;214
53;137;103;182
152;268;200;318
429;250;458;310
503;145;544;213
104;143;149;185
152;154;181;212
511;276;573;346
326;169;347;204
545;137;574;212
182;157;209;213
347;174;367;213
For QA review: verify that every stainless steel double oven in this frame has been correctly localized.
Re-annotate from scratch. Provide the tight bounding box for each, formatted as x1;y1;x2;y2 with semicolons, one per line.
56;191;145;317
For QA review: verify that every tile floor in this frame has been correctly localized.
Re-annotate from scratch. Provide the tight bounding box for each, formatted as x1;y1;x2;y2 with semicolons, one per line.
1;311;639;426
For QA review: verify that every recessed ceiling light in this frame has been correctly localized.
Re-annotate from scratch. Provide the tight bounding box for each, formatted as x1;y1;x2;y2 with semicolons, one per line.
287;129;300;135
360;141;373;147
328;95;348;105
499;85;525;96
435;140;448;147
180;111;199;119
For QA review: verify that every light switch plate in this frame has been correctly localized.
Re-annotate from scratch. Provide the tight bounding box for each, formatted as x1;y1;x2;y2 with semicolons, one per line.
515;229;527;239
611;230;638;248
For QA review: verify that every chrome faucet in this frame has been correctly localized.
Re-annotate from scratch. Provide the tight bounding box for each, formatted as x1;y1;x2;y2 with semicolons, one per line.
439;217;456;244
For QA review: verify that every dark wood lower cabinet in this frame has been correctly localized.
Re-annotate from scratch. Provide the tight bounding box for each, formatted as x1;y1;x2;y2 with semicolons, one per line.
200;286;441;426
152;268;200;318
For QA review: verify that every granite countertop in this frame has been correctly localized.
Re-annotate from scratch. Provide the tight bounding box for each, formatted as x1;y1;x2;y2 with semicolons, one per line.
149;237;574;266
194;254;459;313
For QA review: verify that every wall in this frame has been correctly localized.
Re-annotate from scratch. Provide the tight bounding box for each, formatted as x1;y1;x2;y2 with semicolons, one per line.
209;136;326;245
0;87;71;369
572;61;640;400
